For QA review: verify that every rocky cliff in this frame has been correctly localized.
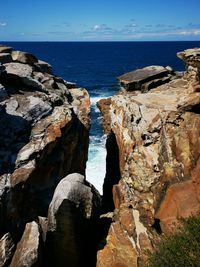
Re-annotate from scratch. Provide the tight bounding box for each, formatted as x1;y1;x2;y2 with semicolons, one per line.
0;45;101;266
0;44;200;267
97;48;200;266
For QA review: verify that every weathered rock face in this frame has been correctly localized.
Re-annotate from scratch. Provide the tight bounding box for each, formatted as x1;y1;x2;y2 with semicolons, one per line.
97;48;200;266
177;47;200;91
0;233;15;267
97;98;111;135
10;221;43;267
46;173;101;267
0;45;93;265
118;65;174;92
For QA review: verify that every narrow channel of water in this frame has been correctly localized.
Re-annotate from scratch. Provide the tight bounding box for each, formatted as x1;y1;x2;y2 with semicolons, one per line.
86;95;107;195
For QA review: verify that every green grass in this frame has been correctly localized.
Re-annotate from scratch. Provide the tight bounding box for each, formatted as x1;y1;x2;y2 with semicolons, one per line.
147;215;200;267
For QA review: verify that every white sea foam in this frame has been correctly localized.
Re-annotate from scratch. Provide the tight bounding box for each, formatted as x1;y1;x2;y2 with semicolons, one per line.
86;135;107;195
86;93;112;194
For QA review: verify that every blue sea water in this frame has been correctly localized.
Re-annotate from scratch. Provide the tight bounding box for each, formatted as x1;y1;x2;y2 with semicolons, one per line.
4;41;200;193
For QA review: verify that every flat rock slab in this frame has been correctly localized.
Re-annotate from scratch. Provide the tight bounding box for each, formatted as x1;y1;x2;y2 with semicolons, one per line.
4;62;33;77
118;65;171;91
0;46;13;53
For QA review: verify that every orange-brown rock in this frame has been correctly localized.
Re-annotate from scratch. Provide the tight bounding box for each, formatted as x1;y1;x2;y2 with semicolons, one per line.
97;97;111;134
97;48;200;266
10;221;43;267
156;157;200;233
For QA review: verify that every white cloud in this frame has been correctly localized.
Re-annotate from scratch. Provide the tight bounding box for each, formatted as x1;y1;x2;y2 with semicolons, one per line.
0;22;7;27
175;29;200;36
92;24;113;32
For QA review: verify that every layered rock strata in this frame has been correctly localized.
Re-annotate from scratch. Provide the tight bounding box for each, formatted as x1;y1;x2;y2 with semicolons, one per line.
97;48;200;266
0;45;100;266
118;65;175;92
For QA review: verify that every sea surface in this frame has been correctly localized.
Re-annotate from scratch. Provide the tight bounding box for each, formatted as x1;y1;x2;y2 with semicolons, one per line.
4;41;200;193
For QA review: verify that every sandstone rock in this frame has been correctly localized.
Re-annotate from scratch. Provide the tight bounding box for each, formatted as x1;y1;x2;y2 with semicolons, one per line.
34;60;52;74
0;47;91;251
0;233;15;267
3;62;47;91
4;62;33;78
38;217;48;242
11;51;38;65
46;173;101;267
69;88;91;128
177;48;200;83
118;65;174;92
97;49;200;266
0;45;13;53
9;221;43;267
0;53;12;64
97;98;111;134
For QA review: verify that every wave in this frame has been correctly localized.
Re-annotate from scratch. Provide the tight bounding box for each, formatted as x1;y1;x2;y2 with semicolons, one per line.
86;135;107;194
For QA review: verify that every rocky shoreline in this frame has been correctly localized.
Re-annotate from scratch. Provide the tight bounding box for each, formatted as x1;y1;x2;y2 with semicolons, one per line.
0;45;200;266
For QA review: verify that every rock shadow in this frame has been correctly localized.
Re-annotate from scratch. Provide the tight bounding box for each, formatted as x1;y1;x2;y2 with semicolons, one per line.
0;105;31;175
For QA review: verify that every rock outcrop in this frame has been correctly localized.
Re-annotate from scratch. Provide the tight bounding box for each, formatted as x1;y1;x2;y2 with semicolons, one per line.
0;233;15;266
0;45;94;266
46;173;101;267
97;48;200;266
118;65;175;92
10;221;43;267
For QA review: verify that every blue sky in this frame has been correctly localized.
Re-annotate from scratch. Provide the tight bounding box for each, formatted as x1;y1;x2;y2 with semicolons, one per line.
0;0;200;41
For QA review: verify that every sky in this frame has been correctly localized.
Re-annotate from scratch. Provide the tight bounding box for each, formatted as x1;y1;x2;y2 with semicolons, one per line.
0;0;200;41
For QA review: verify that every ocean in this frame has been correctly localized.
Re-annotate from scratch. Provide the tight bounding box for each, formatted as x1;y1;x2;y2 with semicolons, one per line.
4;41;200;193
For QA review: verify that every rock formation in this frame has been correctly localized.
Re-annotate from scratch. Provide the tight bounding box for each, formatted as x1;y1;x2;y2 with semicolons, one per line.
0;45;100;266
0;43;200;267
118;65;175;92
97;48;200;266
46;173;101;267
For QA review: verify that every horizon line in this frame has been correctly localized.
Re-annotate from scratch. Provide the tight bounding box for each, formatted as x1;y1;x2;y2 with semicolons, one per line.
1;40;200;43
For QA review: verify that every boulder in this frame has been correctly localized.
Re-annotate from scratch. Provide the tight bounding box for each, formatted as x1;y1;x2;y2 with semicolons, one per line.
9;221;43;267
34;60;53;75
118;65;174;92
0;233;15;267
46;173;101;267
4;62;33;78
11;51;38;65
0;45;13;53
3;62;47;91
0;53;13;64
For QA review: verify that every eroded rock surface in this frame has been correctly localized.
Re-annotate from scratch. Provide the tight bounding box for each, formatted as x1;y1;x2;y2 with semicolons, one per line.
10;221;42;267
0;233;15;267
97;48;200;266
118;65;174;92
0;45;93;266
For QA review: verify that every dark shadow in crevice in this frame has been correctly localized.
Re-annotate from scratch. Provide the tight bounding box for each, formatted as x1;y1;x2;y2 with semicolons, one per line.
101;131;121;213
152;218;162;235
45;199;98;267
190;103;200;114
93;131;121;264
